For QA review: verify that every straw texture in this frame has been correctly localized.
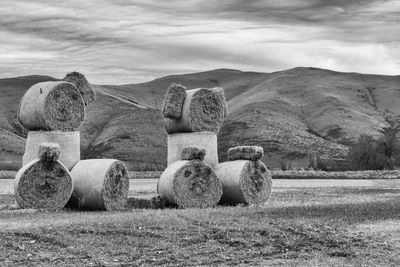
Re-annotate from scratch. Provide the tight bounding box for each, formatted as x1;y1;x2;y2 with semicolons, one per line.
216;160;272;206
228;146;264;161
162;83;186;119
63;72;96;107
164;87;227;133
14;159;73;210
158;160;222;208
18;81;85;131
68;159;129;211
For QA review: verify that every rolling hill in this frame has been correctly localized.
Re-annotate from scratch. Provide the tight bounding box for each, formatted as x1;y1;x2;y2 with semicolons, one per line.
1;67;400;170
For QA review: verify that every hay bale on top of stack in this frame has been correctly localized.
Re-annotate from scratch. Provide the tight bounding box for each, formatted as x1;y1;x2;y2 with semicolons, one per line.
18;72;95;170
216;146;272;206
14;143;73;210
162;83;227;169
158;147;222;208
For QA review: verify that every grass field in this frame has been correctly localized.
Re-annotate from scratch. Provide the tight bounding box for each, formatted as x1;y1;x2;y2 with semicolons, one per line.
3;170;400;180
2;180;400;266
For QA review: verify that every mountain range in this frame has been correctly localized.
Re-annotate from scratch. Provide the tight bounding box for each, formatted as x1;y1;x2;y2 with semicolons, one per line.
1;67;399;170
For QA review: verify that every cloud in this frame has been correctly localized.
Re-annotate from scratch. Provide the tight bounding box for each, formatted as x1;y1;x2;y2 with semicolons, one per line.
0;0;399;84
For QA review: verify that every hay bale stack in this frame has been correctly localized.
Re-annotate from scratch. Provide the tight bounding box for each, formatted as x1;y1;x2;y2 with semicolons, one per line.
168;132;218;168
23;131;80;170
158;160;222;208
14;143;73;210
181;147;206;161
162;83;186;119
164;87;227;133
68;159;129;211
216;160;272;206
63;72;96;107
18;81;85;131
228;146;264;161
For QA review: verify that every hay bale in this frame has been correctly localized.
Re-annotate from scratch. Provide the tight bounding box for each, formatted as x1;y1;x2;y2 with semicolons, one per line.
68;159;129;211
168;132;218;168
228;146;264;161
181;147;206;161
158;160;222;208
216;160;272;206
63;72;96;107
14;147;73;210
18;81;85;131
162;83;186;119
23;131;80;170
126;195;166;209
164;87;227;133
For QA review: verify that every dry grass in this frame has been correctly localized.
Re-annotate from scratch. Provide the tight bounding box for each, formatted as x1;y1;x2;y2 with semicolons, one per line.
0;171;16;179
129;171;162;179
2;187;400;265
272;170;400;179
158;160;222;208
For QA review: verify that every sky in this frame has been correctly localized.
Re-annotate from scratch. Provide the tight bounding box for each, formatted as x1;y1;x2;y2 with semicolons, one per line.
1;0;400;84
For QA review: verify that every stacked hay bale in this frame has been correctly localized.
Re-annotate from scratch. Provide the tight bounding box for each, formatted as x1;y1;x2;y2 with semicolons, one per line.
158;147;222;208
15;72;130;211
14;72;92;210
216;146;272;206
157;83;228;208
18;72;95;170
162;83;227;169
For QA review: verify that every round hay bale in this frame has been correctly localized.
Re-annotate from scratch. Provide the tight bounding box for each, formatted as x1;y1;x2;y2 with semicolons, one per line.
63;72;96;107
23;131;80;170
216;160;272;206
14;157;73;210
162;83;186;119
168;132;218;168
228;146;264;161
18;81;85;131
158;160;222;208
164;87;227;133
181;146;206;161
68;159;129;211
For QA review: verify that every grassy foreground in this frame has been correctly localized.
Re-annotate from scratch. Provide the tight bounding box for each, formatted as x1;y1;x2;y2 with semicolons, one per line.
2;186;400;266
3;170;400;180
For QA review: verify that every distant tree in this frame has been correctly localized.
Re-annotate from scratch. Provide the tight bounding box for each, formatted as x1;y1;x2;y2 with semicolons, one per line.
348;113;400;170
347;134;385;170
376;116;400;169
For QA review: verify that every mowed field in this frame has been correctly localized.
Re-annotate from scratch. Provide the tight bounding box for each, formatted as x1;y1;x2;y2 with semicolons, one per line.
2;180;400;266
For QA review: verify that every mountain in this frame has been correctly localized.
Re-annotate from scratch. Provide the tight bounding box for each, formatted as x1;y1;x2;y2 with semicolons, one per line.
1;67;400;170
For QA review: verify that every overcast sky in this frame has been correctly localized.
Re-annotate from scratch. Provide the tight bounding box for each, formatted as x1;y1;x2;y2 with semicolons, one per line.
1;0;399;84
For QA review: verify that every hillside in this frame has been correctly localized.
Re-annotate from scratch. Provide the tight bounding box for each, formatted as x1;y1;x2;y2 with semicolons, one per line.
1;67;400;170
